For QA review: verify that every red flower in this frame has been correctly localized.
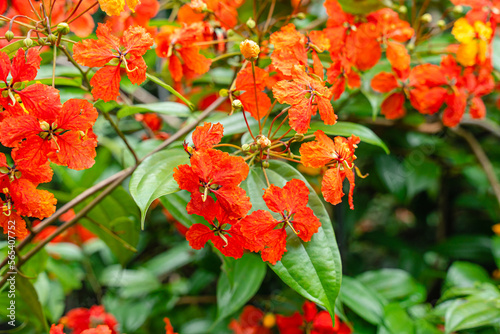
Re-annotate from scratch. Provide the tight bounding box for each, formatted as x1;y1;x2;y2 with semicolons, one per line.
0;48;60;120
229;305;273;334
164;317;178;334
155;22;213;82
173;148;251;219
185;197;255;258
240;179;321;264
60;305;118;334
73;23;154;101
191;122;225;151
300;131;359;209
0;99;98;171
273;65;336;134
235;66;272;120
50;324;112;334
276;301;351;334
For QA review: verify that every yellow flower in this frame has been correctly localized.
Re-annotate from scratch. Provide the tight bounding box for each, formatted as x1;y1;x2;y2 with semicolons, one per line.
98;0;140;16
452;18;492;66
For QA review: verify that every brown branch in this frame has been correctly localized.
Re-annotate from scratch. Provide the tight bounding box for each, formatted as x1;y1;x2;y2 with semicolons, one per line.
452;127;500;209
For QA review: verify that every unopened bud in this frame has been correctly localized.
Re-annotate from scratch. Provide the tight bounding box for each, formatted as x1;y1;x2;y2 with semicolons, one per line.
296;12;306;19
293;133;305;141
257;136;271;148
23;37;33;48
262;160;269;168
227;29;236;38
57;22;70;35
47;34;57;44
420;13;432;23
453;5;463;14
262;313;276;328
437;20;446;29
242;144;251;152
246;18;256;29
407;42;415;51
4;31;14;42
219;89;228;97
232;99;243;110
240;39;260;60
398;5;407;14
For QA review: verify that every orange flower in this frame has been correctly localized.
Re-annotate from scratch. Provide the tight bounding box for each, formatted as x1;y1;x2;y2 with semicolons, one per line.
73;23;154;101
300;130;359;209
234;66;271;120
0;99;98;171
98;0;140;16
173;148;251;219
191;122;224;150
229;305;272;334
156;22;213;82
60;305;118;334
164;318;178;334
240;179;321;264
273;65;336;133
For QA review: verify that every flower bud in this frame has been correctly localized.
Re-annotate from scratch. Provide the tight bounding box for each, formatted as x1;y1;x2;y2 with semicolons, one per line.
227;29;236;38
57;22;70;35
296;12;306;19
246;18;256;29
219;88;229;97
262;313;276;328
257;136;271;148
47;34;57;44
4;31;14;42
407;42;415;51
293;133;305;141
398;5;407;14
23;37;33;48
232;99;243;110
240;39;260;60
262;160;269;168
420;13;432;23
453;5;463;14
437;19;446;29
242;143;251;152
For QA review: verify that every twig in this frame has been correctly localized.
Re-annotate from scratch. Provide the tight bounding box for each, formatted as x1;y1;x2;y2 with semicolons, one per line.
452;127;500;209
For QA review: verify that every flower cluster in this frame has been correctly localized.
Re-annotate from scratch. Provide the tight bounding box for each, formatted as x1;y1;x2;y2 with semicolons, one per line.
174;123;322;263
229;302;352;334
0;49;98;238
50;305;118;334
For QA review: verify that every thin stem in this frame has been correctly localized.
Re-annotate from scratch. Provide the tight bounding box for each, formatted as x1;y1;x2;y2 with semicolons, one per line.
270;114;289;139
52;43;57;87
63;0;84;22
251;61;262;134
452;127;500;209
212;52;241;63
213;143;242;150
84;215;137;251
102;111;140;164
146;73;194;109
58;45;91;88
242;110;257;142
261;100;278;130
67;1;98;24
275;127;293;142
262;165;271;187
267;107;289;138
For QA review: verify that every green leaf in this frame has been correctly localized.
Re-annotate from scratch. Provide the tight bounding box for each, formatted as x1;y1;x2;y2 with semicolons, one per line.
492;236;500;269
444;261;493;289
242;160;342;321
380;303;415;334
340;276;385;325
337;0;392;14
117;102;191;119
309;121;389;154
357;269;427;307
76;187;140;265
142;241;196;277
129;149;189;228
16;274;49;332
445;299;500;333
1;40;38;58
216;253;266;321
